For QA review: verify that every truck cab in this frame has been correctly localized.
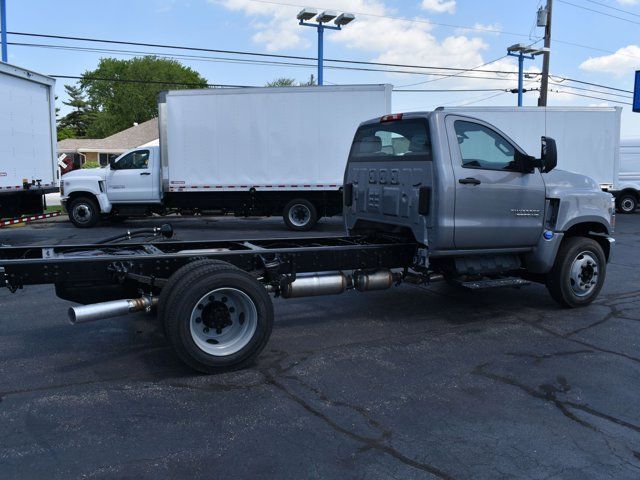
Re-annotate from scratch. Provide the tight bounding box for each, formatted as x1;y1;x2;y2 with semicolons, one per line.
344;111;615;307
60;146;162;227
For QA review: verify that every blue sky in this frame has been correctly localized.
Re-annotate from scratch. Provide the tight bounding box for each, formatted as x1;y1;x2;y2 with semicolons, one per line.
5;0;640;134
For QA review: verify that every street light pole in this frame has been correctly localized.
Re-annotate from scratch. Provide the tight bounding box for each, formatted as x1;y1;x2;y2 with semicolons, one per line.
1;0;8;63
507;44;548;107
297;10;354;86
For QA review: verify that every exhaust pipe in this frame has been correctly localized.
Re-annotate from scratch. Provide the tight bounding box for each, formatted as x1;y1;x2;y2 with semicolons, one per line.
281;269;401;299
69;296;158;325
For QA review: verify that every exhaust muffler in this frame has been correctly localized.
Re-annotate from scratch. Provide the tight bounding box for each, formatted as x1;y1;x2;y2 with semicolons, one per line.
281;269;401;299
69;296;158;325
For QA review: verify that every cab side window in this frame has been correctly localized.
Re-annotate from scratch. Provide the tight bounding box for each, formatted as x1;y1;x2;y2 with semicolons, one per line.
454;121;516;171
112;150;150;170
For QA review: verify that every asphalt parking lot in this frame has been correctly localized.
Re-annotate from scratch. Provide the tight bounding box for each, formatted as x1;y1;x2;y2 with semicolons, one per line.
1;214;640;479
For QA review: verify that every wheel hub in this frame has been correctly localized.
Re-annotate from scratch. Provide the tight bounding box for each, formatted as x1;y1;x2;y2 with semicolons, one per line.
289;204;310;227
569;251;599;297
201;301;232;334
190;287;258;356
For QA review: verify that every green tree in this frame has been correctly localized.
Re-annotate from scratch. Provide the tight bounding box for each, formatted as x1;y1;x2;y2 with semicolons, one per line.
57;85;94;140
80;56;208;137
266;75;316;88
266;77;296;87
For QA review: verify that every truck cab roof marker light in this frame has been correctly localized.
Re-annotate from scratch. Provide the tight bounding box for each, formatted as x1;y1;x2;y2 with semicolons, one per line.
381;113;403;123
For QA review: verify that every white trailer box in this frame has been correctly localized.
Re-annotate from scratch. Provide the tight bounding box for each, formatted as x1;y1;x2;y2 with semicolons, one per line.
159;84;392;192
442;106;621;190
0;62;57;217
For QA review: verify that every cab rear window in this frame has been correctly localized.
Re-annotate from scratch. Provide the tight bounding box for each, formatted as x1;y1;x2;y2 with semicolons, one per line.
348;119;431;162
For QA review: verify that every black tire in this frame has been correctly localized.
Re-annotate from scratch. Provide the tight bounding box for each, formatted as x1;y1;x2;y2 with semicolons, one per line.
68;196;100;228
283;198;318;231
163;261;274;373
158;259;228;337
616;192;637;214
546;236;606;308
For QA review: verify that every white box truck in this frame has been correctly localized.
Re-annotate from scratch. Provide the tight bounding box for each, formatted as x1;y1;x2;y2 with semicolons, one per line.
442;106;622;204
60;84;392;230
615;137;640;213
0;62;58;219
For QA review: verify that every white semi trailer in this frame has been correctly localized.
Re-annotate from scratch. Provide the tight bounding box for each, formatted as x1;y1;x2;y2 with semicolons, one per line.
61;84;392;230
0;62;58;218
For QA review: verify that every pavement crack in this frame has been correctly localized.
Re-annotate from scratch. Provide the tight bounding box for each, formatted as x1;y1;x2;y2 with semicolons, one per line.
265;374;456;480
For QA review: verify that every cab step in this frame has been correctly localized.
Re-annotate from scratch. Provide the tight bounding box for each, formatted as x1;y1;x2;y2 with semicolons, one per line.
456;277;531;290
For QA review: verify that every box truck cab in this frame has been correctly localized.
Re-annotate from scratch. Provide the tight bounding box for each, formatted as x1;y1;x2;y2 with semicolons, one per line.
61;147;162;226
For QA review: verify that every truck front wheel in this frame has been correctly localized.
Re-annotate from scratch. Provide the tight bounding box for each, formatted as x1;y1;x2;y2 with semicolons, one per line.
68;196;100;228
163;261;274;373
546;236;606;308
616;192;637;214
283;199;318;231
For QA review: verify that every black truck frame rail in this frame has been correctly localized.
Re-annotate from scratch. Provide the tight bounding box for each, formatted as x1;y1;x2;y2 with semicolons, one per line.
0;235;420;300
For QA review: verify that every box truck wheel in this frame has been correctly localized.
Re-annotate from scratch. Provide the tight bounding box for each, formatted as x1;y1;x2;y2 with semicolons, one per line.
283;199;318;231
163;261;274;373
68;196;100;228
616;192;637;214
546;236;606;308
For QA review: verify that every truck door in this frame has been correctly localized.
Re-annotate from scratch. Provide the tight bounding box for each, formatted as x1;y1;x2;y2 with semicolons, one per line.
445;116;546;249
106;149;159;203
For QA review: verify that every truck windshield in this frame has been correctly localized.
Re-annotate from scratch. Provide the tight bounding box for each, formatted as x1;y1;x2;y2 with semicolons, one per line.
348;119;431;162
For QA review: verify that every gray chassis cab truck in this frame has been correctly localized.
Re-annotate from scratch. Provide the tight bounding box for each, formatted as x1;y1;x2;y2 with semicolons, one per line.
0;111;615;373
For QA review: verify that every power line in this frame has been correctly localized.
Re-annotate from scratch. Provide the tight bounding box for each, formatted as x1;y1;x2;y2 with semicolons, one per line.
583;0;640;18
557;0;640;24
11;41;530;83
6;31;524;75
394;88;507;93
551;88;632;105
397;53;511;88
8;32;634;96
548;80;633;99
50;75;252;88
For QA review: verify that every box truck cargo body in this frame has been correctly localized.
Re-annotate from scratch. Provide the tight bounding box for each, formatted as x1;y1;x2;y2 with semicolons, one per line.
0;62;58;218
442;106;621;192
61;85;392;229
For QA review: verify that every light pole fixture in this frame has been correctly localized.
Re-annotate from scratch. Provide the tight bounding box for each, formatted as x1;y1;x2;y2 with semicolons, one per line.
297;9;355;86
1;0;7;62
507;43;548;107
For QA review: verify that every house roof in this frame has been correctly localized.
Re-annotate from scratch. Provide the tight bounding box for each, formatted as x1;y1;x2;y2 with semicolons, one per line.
58;118;159;153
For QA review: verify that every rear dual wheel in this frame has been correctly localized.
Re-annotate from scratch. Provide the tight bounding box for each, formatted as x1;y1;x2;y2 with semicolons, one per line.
161;260;274;373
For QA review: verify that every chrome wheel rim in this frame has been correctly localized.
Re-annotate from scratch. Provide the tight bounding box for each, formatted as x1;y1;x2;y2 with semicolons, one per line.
189;287;257;356
72;203;92;224
621;197;635;212
288;204;311;227
569;251;599;297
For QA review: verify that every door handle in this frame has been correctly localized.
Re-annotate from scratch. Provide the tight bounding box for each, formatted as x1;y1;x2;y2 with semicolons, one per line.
458;177;481;185
140;172;151;176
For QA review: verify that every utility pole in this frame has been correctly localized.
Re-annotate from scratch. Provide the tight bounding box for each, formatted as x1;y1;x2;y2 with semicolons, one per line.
538;0;553;106
1;0;7;62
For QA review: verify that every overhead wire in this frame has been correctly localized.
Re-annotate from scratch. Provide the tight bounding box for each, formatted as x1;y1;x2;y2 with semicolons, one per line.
556;0;640;25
